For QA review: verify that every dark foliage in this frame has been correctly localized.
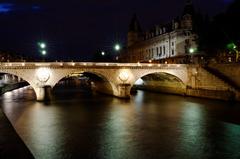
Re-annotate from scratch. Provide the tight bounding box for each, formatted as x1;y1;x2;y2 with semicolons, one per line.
195;0;240;55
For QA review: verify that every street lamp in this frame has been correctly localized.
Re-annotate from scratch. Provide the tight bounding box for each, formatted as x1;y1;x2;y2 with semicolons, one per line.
38;42;47;56
189;48;196;54
101;51;105;56
40;43;46;49
38;42;47;61
114;44;121;51
38;42;46;49
42;50;47;55
188;47;197;64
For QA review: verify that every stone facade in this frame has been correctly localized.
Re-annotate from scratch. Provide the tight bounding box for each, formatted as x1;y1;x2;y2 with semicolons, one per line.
120;0;198;64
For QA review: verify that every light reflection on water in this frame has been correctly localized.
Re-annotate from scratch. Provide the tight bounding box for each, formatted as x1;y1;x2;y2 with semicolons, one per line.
1;87;240;159
177;103;207;158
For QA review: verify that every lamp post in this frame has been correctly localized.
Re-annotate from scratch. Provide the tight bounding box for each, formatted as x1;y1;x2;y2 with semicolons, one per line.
188;47;197;63
113;43;121;62
38;42;47;61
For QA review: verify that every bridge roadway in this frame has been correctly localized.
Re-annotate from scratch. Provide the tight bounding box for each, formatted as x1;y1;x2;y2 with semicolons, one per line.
0;62;238;101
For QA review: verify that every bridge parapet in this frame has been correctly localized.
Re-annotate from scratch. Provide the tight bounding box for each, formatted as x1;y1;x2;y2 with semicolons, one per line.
0;62;188;69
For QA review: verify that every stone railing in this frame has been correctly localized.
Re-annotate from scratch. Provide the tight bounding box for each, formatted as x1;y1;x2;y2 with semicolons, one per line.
0;62;188;69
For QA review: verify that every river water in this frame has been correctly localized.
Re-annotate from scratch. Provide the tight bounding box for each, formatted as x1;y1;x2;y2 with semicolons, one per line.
1;86;240;159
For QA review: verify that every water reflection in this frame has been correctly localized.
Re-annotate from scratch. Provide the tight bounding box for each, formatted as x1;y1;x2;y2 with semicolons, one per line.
99;106;137;159
1;87;240;159
26;103;66;159
177;103;207;158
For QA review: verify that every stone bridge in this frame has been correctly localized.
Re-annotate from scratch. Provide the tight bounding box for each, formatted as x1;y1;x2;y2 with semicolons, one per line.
0;62;238;101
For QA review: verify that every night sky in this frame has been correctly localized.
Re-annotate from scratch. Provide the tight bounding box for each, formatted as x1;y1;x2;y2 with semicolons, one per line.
0;0;234;61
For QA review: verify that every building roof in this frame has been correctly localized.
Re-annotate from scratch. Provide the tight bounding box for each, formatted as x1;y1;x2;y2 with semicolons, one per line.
128;14;142;32
182;0;194;16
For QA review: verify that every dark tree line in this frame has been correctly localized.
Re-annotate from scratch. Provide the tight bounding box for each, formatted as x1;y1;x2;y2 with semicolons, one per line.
194;0;240;55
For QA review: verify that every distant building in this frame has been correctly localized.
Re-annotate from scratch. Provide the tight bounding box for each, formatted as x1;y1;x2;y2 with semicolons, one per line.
120;0;200;64
0;51;28;62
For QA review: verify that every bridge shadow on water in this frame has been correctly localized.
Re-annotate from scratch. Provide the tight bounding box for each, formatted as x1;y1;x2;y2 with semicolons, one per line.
51;82;117;109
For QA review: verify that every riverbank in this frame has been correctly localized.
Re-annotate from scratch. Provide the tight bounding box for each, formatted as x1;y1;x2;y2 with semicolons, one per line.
134;85;237;101
0;108;34;159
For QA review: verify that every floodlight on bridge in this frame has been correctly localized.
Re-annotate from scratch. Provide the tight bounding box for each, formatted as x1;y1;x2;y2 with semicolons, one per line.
119;71;129;83
36;68;51;82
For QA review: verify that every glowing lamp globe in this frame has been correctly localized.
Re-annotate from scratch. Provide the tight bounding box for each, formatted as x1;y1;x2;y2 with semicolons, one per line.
189;48;195;54
115;44;121;51
40;43;46;49
42;50;47;55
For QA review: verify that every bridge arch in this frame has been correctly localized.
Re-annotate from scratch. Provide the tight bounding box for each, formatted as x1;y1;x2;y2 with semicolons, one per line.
51;69;118;96
131;69;188;86
0;70;37;98
133;72;185;84
129;69;188;95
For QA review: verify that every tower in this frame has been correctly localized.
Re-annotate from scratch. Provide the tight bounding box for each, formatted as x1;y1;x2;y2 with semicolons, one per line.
127;14;142;47
181;0;194;29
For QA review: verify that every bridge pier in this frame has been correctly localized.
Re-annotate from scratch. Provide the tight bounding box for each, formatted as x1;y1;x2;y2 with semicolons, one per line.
117;84;131;98
35;86;52;102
